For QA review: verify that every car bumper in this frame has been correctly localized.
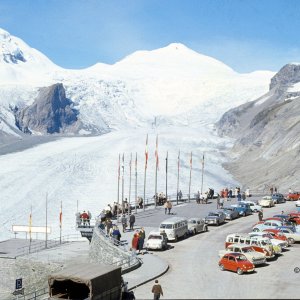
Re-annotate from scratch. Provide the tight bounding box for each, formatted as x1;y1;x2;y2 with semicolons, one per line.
252;258;266;265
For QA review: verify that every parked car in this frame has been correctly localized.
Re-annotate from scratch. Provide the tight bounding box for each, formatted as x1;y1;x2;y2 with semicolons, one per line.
252;219;283;232
159;217;188;242
258;196;275;208
248;231;288;250
145;231;168;250
218;253;255;275
277;226;300;243
272;193;285;204
230;203;252;216
295;200;300;207
219;243;266;265
188;218;208;235
263;229;294;245
222;207;240;220
204;211;226;226
240;200;262;212
286;192;300;201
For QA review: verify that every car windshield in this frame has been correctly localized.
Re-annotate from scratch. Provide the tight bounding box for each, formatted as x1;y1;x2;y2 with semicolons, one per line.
148;235;162;240
208;213;218;216
189;220;196;224
242;247;254;253
160;224;173;229
236;255;247;261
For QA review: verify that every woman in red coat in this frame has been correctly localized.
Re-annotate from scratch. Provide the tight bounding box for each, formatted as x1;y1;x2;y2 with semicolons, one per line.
132;232;139;252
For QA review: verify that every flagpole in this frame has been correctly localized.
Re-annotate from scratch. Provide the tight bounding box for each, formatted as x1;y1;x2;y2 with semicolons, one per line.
201;153;205;195
189;151;192;203
29;205;32;253
45;192;48;249
177;150;180;205
165;151;168;201
154;135;158;208
135;152;137;214
117;154;120;222
128;152;132;217
60;200;62;244
143;134;148;212
122;153;125;214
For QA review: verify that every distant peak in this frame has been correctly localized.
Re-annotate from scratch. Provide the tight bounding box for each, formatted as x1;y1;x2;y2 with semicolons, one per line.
0;28;11;40
165;43;189;50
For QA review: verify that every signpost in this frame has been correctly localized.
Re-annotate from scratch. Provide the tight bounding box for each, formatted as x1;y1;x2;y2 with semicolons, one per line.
12;278;24;299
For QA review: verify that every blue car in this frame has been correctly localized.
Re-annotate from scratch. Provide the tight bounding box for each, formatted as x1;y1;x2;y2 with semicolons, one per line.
272;193;285;204
231;203;252;217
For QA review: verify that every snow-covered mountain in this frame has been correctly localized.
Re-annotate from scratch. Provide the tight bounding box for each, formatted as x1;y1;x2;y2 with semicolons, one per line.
0;28;274;142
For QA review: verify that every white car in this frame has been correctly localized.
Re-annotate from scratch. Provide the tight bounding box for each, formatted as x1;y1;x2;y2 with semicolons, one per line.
145;231;168;250
218;243;266;265
188;218;208;235
295;200;300;207
240;200;262;212
258;196;275;208
248;231;288;250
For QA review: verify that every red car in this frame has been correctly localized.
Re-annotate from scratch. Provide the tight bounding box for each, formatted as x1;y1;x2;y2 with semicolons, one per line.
219;253;255;275
263;229;291;245
286;192;300;201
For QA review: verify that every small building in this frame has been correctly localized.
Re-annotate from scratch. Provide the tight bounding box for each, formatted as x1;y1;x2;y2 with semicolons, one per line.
48;262;121;300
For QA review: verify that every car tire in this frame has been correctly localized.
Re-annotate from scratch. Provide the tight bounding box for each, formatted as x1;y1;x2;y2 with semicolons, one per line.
194;229;197;235
205;226;208;232
175;236;178;242
243;212;246;217
253;228;259;232
237;268;243;275
219;264;225;271
217;221;219;226
288;237;295;244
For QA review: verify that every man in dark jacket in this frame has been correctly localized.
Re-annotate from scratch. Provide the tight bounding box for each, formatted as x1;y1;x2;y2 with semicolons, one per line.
151;280;163;300
129;213;135;230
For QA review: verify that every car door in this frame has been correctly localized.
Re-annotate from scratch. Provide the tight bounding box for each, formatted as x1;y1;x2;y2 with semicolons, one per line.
227;255;236;271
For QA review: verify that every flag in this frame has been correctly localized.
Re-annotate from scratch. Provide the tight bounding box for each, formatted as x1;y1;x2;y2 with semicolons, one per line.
29;209;32;238
59;201;62;228
166;151;168;173
202;153;205;167
145;134;148;169
135;152;137;169
178;150;180;171
122;153;124;171
155;135;159;170
190;151;193;168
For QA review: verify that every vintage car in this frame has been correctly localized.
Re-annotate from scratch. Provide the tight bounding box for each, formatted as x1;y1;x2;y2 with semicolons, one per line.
258;196;275;208
230;203;252;216
272;193;285;204
277;226;300;243
219;243;266;265
286;192;300;201
188;218;208;235
239;200;262;212
248;231;288;250
263;229;294;245
204;211;226;226
222;207;240;220
295;200;300;207
252;219;283;232
218;253;255;275
145;231;168;250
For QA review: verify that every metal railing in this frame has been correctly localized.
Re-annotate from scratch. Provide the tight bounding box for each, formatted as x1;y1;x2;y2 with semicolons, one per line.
12;287;49;300
15;234;83;257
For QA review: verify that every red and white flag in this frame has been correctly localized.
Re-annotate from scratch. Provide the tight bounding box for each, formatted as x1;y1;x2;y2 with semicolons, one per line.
59;201;62;228
190;151;193;169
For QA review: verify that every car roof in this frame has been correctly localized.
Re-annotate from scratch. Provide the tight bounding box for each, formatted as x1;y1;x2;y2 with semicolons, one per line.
160;216;187;224
223;252;247;257
227;243;252;248
188;217;202;221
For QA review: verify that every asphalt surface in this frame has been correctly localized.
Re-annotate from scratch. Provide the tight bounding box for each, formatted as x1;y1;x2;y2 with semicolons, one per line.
126;197;300;299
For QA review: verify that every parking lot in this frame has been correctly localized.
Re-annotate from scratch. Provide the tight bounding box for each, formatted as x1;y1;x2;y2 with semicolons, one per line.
130;197;300;299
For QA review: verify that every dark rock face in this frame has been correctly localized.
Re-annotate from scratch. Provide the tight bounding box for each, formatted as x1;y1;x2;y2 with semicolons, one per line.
16;83;79;134
270;64;300;90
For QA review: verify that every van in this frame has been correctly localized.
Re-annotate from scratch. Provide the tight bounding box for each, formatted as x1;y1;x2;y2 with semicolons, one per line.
159;217;188;242
225;233;275;259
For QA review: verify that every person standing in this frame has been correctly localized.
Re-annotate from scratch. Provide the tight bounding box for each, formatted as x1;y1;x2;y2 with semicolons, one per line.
258;210;263;221
167;201;172;215
178;190;183;201
121;214;127;233
151;279;163;300
164;201;168;214
131;231;139;253
129;213;135;231
138;227;146;254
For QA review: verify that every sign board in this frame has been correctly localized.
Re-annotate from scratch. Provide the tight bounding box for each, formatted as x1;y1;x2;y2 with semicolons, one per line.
15;278;22;290
12;225;51;234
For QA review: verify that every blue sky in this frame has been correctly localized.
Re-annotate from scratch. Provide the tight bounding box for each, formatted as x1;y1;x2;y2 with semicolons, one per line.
1;0;300;72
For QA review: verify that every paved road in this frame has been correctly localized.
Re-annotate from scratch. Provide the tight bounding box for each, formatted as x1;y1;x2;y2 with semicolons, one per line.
128;198;300;299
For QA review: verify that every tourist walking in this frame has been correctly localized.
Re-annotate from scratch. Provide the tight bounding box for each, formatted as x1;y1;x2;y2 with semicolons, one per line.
164;201;168;214
167;200;172;215
121;214;128;233
151;279;163;300
258;210;263;221
129;213;135;230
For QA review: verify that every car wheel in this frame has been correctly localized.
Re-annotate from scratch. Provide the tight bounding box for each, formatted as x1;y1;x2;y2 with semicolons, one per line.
219;264;225;271
175;236;178;242
253;228;259;232
237;268;243;275
243;212;246;217
194;229;197;235
217;221;219;226
288;237;295;244
205;226;208;232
